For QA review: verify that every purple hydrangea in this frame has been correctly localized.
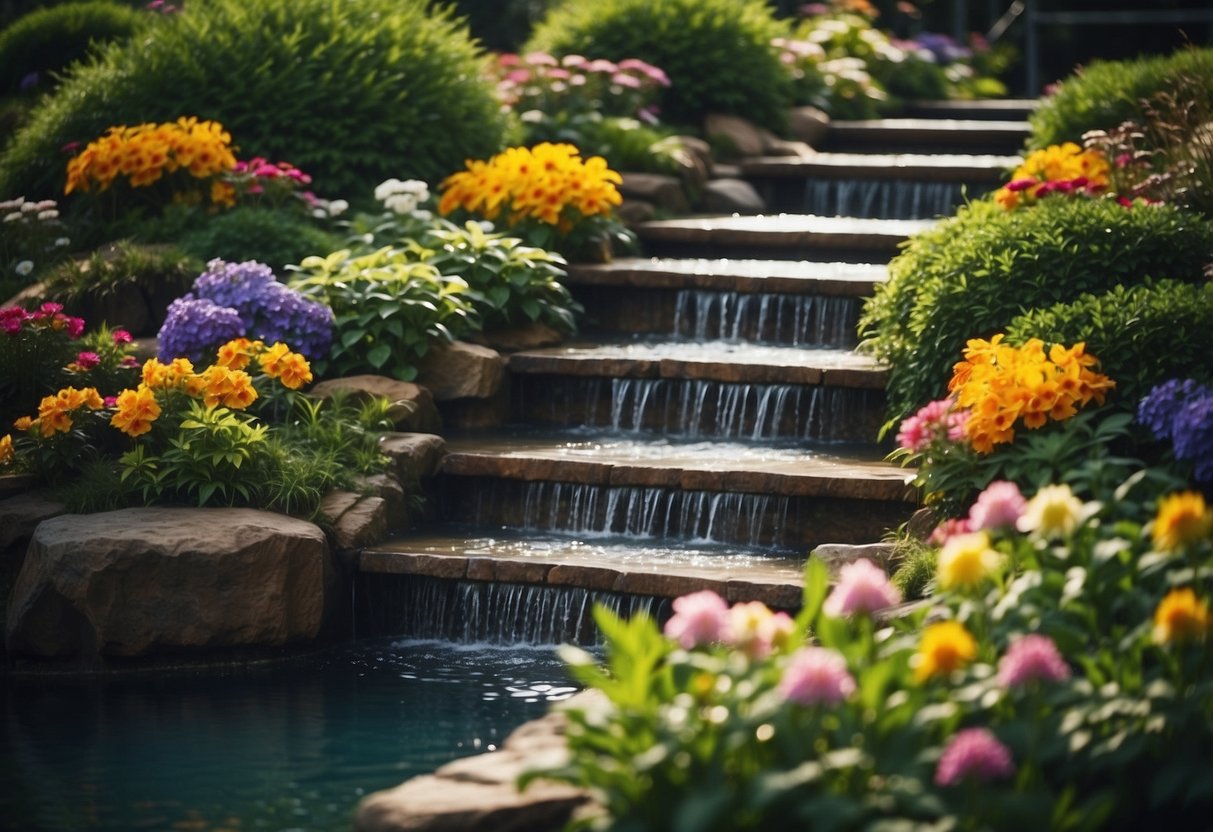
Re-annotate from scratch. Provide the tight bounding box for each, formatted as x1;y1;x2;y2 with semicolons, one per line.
1138;379;1213;482
158;259;333;360
158;297;246;361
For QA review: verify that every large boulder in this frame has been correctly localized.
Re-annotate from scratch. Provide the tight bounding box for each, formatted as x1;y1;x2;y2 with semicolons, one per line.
415;342;505;401
310;374;442;433
5;507;332;659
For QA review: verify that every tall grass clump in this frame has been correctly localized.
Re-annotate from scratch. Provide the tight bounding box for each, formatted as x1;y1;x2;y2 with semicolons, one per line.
524;0;793;131
0;0;507;200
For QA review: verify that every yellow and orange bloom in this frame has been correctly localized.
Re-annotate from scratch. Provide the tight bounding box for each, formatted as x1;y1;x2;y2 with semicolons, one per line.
216;338;264;370
913;621;978;682
142;357;195;391
258;342;312;389
0;433;13;466
937;531;1002;591
1153;588;1210;645
198;365;258;410
13;416;34;432
992;143;1111;211
1152;491;1213;553
110;386;162;437
34;386;104;437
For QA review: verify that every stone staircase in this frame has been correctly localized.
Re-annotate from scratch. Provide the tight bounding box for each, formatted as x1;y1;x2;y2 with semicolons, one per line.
357;103;1031;630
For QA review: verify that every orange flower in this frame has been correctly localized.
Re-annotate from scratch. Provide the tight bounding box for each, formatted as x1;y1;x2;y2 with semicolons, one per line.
1153;588;1210;645
110;386;162;437
199;365;257;409
913;621;978;682
257;342;312;389
216;338;264;370
0;433;13;466
13;416;34;432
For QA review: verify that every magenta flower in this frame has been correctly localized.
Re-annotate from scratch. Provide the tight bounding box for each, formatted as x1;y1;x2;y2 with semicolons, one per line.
111;328;133;345
968;480;1026;532
935;728;1015;786
778;647;855;706
664;590;729;649
73;351;101;370
822;558;901;617
997;634;1071;688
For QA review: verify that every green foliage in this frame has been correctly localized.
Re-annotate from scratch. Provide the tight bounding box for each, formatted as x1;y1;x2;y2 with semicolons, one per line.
173;206;341;274
889;537;936;601
1007;280;1213;410
531;458;1213;830
524;0;793;131
0;1;146;96
288;246;474;382
0;0;508;201
859;197;1213;433
1028;47;1213;151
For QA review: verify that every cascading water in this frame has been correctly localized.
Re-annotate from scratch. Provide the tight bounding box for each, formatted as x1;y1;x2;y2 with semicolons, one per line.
671;290;860;347
357;574;669;645
801;177;966;219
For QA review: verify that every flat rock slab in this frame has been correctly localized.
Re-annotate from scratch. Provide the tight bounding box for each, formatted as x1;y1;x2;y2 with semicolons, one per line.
0;491;66;550
6;507;332;659
416;342;505;401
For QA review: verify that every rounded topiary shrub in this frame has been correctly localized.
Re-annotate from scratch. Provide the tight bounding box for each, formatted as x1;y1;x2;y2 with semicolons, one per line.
859;197;1213;431
524;0;792;131
174;207;342;274
0;0;508;201
0;0;146;96
1006;279;1213;407
1028;47;1213;150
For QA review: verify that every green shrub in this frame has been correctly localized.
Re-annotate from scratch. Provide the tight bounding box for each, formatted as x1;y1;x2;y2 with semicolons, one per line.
173;206;341;274
859;198;1213;432
1028;47;1213;150
0;0;508;202
0;1;146;96
524;0;793;131
1006;280;1213;407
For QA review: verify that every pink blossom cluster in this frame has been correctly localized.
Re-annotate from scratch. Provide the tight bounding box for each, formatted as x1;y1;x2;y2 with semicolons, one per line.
663;590;792;658
493;52;670;122
931;480;1027;544
895;398;969;454
935;727;1016;786
997;633;1071;688
1004;176;1105;201
822;558;901;617
1;303;84;338
778;646;855;707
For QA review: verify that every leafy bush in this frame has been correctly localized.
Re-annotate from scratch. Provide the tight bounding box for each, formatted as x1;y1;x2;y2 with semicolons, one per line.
1007;280;1213;408
1028;47;1213;150
524;0;792;131
0;0;508;201
859;198;1213;432
0;0;146;96
288;247;474;382
174;207;342;273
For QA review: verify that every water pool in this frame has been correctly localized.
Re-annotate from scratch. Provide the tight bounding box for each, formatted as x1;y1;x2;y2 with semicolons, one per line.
1;638;576;832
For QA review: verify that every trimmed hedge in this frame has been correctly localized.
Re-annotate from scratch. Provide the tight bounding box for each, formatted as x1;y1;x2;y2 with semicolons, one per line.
0;0;507;200
524;0;793;131
859;197;1213;432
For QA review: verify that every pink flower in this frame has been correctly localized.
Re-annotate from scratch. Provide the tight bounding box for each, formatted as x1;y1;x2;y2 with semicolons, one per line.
725;601;794;658
968;480;1026;531
822;558;901;617
120;355;139;368
73;351;101;370
103;395;118;408
896;398;967;453
1006;177;1037;192
664;590;729;649
611;73;643;89
997;634;1070;688
929;517;973;545
935;728;1015;786
778;647;855;706
65;316;85;338
112;329;132;345
523;51;558;66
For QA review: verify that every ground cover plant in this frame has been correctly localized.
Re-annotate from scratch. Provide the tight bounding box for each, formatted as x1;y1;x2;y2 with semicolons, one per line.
0;0;507;203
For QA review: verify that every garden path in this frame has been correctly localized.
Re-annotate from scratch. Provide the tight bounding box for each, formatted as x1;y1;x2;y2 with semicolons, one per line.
358;103;1034;636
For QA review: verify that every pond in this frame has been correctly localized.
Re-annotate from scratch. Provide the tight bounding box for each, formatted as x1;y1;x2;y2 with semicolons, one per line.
1;638;576;832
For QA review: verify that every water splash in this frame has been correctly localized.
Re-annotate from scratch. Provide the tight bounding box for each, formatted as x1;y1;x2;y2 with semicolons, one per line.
672;290;859;347
801;178;967;219
357;574;668;645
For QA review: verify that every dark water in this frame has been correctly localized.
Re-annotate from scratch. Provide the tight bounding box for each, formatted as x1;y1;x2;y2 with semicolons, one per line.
0;638;576;832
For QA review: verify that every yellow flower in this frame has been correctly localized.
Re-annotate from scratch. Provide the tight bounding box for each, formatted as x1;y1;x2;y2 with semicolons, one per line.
13;416;34;432
216;337;263;370
1152;588;1209;645
937;531;1002;591
258;342;312;389
34;386;104;436
142;357;195;390
913;621;978;682
199;365;258;409
1016;483;1086;540
0;433;13;466
110;386;162;437
1152;492;1213;552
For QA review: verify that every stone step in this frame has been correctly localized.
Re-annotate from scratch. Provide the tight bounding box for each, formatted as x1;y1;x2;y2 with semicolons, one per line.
895;98;1039;121
566;257;886;297
821;118;1029;156
429;434;916;548
635;214;934;262
740;152;1019;218
506;341;887;441
359;530;805;609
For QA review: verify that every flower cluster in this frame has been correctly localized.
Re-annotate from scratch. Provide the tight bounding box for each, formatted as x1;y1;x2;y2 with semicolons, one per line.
993;142;1111;210
0;302;84;339
822;557;901;616
158;259;333;361
223;156;326;213
895;397;968;453
439;142;623;230
492;52;670;123
1137;378;1213;482
63;117;238;203
374;178;431;216
1;196;71;280
663;589;794;658
948;335;1115;453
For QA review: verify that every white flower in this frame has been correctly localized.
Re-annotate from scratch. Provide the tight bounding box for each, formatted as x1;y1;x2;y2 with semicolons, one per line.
54;237;71;248
33;200;56;211
3;212;22;223
374;178;404;202
384;193;418;215
399;179;430;197
14;260;34;276
0;197;23;211
476;220;495;232
20;202;38;213
327;198;349;216
1016;484;1088;541
312;208;328;220
412;209;433;222
37;209;59;221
